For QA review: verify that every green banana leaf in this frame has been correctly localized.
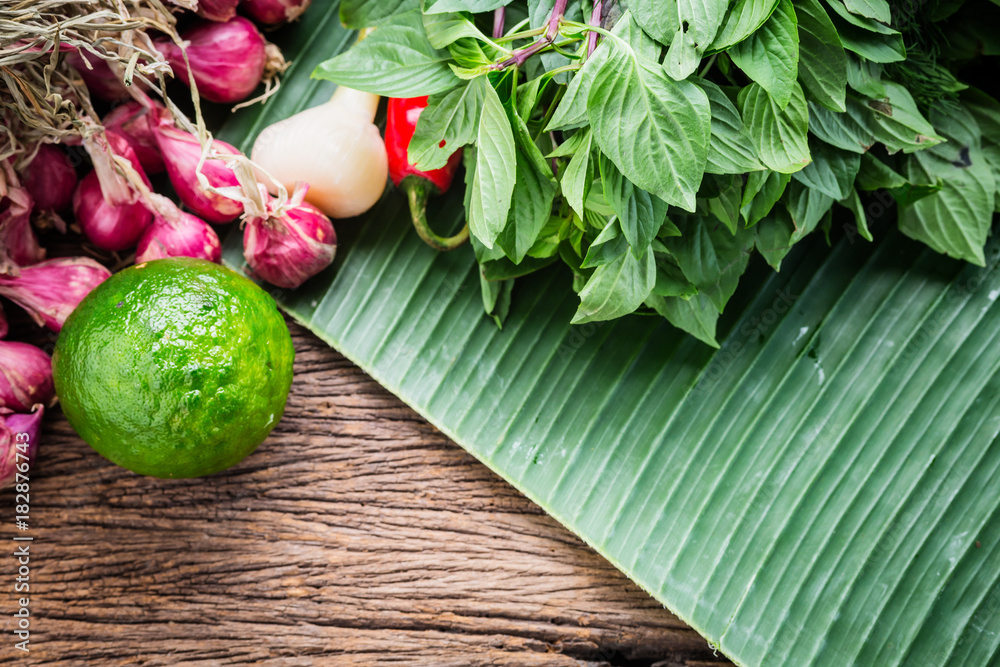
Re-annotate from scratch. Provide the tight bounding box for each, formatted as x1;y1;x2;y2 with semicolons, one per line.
217;4;1000;665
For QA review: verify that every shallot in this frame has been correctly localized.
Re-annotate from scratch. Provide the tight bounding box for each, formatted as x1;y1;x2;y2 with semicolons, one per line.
1;405;45;487
244;184;336;288
0;183;44;270
73;133;152;251
136;206;222;263
156;18;266;104
0;257;111;332
103;101;165;174
243;0;310;25
0;342;54;412
197;0;240;22
21;144;77;212
153;117;244;223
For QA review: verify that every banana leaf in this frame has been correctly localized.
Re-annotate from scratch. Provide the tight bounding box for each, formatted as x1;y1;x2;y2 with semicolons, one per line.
217;4;1000;665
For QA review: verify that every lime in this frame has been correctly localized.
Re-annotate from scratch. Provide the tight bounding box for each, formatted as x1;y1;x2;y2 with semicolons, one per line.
52;258;294;478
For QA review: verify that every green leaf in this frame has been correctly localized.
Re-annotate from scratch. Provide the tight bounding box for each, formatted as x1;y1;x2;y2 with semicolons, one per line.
823;0;905;62
855;153;907;191
808;87;944;156
467;83;517;249
646;290;720;346
631;0;730;80
581;218;629;268
222;14;1000;667
561;130;594;219
409;78;487;171
711;0;781;52
729;0;799;109
898;105;996;266
845;55;885;99
599;154;669;257
312;10;460;96
340;0;419;28
497;109;559;264
791;138;861;200
843;0;891;23
480;272;514;329
702;173;744;234
838;187;873;242
423;0;509;12
739;82;812;174
572;247;656;324
795;0;848;112
423;12;500;50
588;37;711;211
753;204;796;269
696;79;765;175
783;179;835;242
663;214;756;312
742;169;791;226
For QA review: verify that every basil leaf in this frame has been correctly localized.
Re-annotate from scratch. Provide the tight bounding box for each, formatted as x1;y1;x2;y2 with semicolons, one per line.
497;109;559;263
702;173;744;234
695;79;765;175
588;37;711;211
739;82;812;174
480;272;514;329
796;0;848;112
754;205;796;270
313;10;460;96
823;0;905;63
423;0;509;13
838;187;873;242
729;0;799;109
598;154;669;258
783;179;835;243
647;291;720;347
423;12;498;49
581;218;629;269
843;0;890;23
899;105;996;266
791;138;861;200
409;78;488;171
845;55;885;99
561;130;594;218
340;0;419;28
855;153;907;191
468;83;517;249
711;0;781;52
630;0;729;80
663;214;756;313
741;169;792;227
572;246;656;324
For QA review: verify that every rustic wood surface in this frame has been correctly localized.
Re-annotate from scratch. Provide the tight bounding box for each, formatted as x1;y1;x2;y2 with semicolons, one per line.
3;321;734;666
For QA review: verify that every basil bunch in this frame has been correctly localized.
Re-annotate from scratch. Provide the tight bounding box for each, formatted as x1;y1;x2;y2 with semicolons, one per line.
316;0;1000;346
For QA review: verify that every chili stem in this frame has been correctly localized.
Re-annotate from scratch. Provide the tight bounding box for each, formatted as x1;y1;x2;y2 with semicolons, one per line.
405;179;469;252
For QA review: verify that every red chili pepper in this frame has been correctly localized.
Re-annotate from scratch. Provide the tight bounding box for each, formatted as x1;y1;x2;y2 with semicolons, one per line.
385;96;467;251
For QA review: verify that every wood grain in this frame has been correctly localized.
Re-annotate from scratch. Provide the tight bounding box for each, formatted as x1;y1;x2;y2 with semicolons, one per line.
2;321;734;666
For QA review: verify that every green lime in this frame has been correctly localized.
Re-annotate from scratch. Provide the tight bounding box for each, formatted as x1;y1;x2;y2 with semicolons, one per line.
52;258;294;478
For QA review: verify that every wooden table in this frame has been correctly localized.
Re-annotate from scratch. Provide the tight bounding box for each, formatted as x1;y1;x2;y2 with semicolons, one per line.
5;322;734;666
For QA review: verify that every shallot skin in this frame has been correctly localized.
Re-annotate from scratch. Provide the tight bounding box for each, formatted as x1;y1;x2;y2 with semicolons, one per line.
244;199;336;289
73;170;152;251
1;405;45;487
197;0;240;22
0;257;112;332
103;102;165;174
243;0;311;24
157;18;266;104
136;213;222;264
0;342;54;412
22;144;77;212
153;121;244;224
